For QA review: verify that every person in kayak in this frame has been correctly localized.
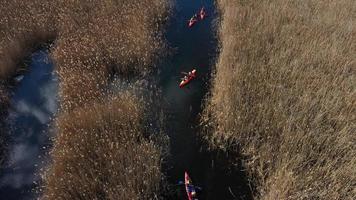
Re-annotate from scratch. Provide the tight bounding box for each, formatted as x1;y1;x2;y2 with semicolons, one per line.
181;71;192;81
179;69;197;88
177;182;200;200
181;75;188;82
177;172;202;200
189;14;198;25
186;179;198;199
199;7;206;20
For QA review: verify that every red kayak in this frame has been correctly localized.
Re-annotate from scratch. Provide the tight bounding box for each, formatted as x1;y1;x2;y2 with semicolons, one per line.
185;172;197;200
179;69;197;88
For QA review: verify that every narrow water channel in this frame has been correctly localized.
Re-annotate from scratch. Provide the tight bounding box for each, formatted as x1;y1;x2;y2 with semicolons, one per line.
159;0;217;198
161;1;252;199
0;50;58;200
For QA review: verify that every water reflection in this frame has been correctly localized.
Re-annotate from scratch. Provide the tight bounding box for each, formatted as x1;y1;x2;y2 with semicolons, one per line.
0;50;58;200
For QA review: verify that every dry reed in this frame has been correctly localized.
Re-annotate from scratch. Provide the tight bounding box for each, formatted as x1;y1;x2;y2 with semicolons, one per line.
0;0;170;198
52;0;169;111
202;0;356;199
44;1;169;198
0;0;57;78
42;93;164;200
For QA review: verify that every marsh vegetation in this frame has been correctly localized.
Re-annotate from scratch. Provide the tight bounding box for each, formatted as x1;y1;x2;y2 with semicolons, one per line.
43;93;165;199
0;0;170;199
202;0;355;199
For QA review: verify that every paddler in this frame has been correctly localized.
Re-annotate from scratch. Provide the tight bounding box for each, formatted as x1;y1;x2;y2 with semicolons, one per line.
189;14;197;23
199;7;206;19
177;179;201;199
186;179;198;198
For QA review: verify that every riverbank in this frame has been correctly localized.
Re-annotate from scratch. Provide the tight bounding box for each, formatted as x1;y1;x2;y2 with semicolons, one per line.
202;0;355;199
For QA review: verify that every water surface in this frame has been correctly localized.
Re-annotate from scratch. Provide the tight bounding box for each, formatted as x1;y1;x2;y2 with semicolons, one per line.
160;0;216;197
160;0;252;199
0;50;58;200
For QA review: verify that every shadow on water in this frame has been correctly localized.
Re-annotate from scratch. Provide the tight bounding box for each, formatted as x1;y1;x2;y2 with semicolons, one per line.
200;142;254;200
160;0;252;199
0;50;58;200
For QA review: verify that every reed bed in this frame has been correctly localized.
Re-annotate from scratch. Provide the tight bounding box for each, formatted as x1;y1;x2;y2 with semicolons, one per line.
202;0;356;199
42;93;164;200
0;0;57;78
52;0;169;111
0;0;170;198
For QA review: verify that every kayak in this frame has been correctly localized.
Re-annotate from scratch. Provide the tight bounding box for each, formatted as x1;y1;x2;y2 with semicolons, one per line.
188;19;197;27
179;69;197;88
185;172;197;200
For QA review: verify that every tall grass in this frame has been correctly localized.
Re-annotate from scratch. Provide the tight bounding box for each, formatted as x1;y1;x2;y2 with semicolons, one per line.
42;93;164;200
202;0;355;199
1;0;169;110
52;0;169;111
0;0;170;198
47;1;169;199
0;0;57;78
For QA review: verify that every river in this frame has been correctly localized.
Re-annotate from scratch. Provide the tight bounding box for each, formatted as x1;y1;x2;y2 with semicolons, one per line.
161;0;252;199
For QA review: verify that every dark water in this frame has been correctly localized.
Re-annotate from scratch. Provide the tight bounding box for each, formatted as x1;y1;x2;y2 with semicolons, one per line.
160;0;214;195
161;0;252;199
0;50;58;200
